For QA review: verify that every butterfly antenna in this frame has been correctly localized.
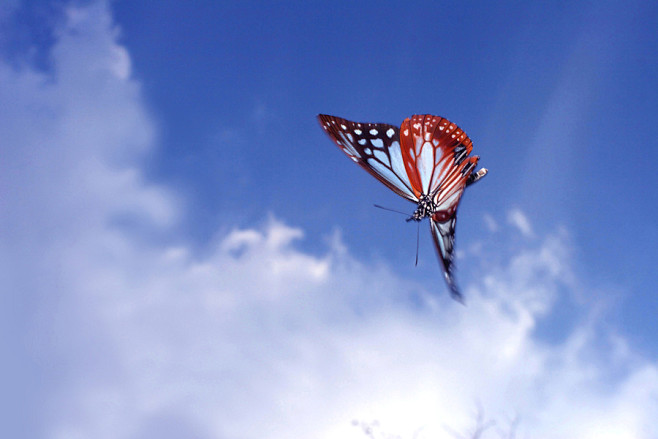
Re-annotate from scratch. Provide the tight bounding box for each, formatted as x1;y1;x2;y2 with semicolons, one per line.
373;204;408;216
415;221;420;267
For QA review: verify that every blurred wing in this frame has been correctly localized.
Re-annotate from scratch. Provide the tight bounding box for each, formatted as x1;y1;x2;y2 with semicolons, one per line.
399;115;479;211
466;167;488;187
318;114;417;202
429;216;462;302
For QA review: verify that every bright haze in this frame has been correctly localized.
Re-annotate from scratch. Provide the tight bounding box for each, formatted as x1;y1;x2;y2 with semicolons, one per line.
1;1;657;438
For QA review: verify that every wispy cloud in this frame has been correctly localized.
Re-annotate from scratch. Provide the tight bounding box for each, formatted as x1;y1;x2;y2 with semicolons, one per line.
507;208;534;238
2;3;657;439
483;213;498;233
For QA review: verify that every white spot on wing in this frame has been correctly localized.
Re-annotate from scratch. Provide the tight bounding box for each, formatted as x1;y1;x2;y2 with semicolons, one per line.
358;139;366;145
354;129;362;135
386;128;395;138
370;129;378;135
341;124;347;130
371;138;384;148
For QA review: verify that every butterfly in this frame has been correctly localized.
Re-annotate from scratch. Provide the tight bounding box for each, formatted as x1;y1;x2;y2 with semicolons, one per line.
318;114;488;302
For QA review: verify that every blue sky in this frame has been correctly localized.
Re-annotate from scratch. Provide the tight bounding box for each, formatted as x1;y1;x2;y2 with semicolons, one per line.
2;1;658;438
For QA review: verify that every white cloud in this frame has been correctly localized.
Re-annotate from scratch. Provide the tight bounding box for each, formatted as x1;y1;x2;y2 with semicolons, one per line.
2;3;658;439
507;208;534;238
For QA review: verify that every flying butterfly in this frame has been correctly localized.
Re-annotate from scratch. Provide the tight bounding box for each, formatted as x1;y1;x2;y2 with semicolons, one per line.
318;114;488;302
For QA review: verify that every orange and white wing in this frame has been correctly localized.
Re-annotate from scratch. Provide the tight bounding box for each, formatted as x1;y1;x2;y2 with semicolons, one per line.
399;115;479;217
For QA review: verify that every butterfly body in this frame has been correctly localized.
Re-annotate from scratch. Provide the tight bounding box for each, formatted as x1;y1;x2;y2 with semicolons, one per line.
406;194;438;223
318;114;487;302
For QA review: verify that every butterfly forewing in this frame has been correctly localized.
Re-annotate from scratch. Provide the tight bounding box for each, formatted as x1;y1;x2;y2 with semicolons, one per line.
318;114;417;201
400;115;475;196
400;114;479;222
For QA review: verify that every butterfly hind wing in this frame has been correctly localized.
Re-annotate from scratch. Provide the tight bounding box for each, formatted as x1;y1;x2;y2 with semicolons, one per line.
429;215;463;303
318;114;417;202
431;155;480;222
